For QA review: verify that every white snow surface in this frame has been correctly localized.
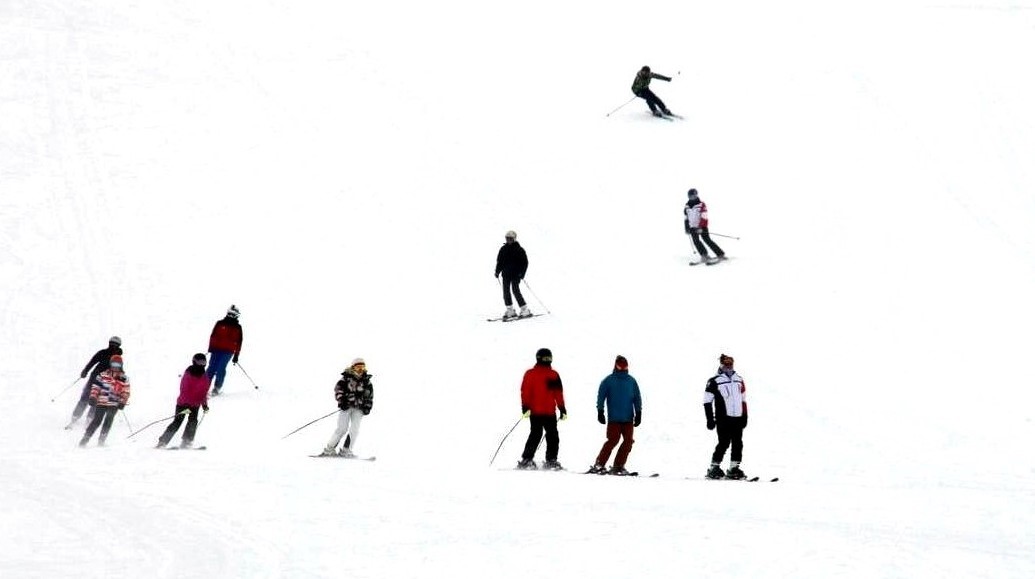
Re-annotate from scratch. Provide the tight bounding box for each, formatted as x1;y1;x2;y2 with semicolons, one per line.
3;1;1035;578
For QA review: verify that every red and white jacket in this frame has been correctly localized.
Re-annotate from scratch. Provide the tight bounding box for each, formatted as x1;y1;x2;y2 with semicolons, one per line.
684;201;710;229
90;370;131;408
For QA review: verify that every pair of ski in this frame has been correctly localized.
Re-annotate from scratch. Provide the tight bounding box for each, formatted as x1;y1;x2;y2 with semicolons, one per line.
309;454;377;461
584;470;659;478
689;256;730;267
701;476;779;482
486;313;546;323
164;446;207;451
652;111;684;122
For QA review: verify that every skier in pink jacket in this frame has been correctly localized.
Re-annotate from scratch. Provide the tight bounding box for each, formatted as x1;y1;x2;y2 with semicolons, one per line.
156;353;211;449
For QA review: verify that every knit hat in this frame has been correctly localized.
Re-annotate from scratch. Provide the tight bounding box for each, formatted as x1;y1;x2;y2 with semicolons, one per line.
192;353;207;366
226;304;240;318
351;358;366;367
505;230;517;240
109;336;122;346
109;355;124;368
614;355;629;371
687;188;698;199
535;348;552;364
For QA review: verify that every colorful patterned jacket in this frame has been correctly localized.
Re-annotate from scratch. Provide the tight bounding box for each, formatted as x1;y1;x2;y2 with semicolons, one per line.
90;369;131;408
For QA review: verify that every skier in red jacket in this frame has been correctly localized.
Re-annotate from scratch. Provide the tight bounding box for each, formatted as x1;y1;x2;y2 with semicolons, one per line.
517;348;567;470
207;305;243;395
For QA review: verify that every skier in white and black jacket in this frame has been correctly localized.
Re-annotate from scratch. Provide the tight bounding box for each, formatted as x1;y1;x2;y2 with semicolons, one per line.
703;354;747;479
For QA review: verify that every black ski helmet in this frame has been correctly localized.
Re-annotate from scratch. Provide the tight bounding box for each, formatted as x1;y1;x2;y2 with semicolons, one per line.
687;188;698;198
535;348;553;364
641;65;651;73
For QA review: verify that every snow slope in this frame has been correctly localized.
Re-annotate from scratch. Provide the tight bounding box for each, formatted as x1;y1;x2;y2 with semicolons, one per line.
2;1;1034;578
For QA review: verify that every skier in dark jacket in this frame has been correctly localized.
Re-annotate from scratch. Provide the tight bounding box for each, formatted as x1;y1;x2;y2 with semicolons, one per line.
517;348;567;470
321;358;374;457
703;354;748;479
589;355;642;475
207;305;243;395
67;336;123;428
631;66;673;117
494;230;531;320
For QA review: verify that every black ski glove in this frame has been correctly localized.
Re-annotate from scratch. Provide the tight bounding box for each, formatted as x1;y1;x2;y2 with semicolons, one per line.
707;419;715;430
743;415;748;429
232;353;240;364
80;370;88;379
634;412;642;427
117;403;126;410
597;409;605;424
704;404;715;430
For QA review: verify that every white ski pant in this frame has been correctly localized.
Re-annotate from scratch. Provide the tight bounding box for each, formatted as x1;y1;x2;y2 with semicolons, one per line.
325;408;364;452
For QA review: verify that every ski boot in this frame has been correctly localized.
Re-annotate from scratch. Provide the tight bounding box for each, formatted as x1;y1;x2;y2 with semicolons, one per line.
651;110;664;118
706;464;725;479
542;460;563;471
179;440;193;449
338;447;355;458
518;305;533;319
318;447;338;457
515;458;537;470
587;463;606;474
661;108;674;116
502;306;518;321
609;465;631;476
726;465;746;480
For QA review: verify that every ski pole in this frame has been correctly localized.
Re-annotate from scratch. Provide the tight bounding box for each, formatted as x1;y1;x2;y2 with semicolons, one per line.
121;408;134;433
126;409;189;439
489;416;524;466
709;232;740;240
51;378;82;402
521;279;552;315
605;96;636;117
235;363;260;390
281;410;338;440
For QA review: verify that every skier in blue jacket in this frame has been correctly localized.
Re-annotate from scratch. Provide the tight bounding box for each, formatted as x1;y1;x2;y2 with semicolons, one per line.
588;355;642;475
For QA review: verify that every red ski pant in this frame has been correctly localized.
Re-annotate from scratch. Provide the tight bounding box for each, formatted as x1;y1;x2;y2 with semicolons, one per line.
595;422;635;468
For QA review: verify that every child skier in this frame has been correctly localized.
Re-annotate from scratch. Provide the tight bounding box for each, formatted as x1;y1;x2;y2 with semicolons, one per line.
79;354;131;447
156;353;211;449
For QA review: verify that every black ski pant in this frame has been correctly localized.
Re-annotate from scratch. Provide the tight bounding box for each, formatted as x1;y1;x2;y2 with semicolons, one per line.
522;414;559;462
690;227;725;259
158;405;201;446
71;374;99;422
634;88;667;113
502;276;526;308
80;406;118;446
711;416;746;464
